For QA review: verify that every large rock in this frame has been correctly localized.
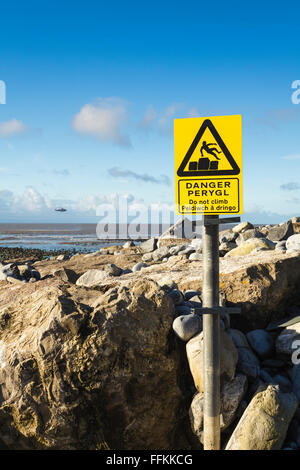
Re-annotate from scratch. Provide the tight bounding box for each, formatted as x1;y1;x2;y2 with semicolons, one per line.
225;238;275;257
236;346;260;379
35;249;300;333
152;246;170;261
189;374;247;442
227;329;250;349
142;252;153;262
286;234;300;252
172;313;202;342
268;222;294;242
186;330;238;392
0;263;20;281
246;329;274;359
76;269;110;287
189;253;203;261
103;263;123;276
52;267;78;283
0;277;182;450
138;238;158;253
123;241;135;248
225;385;298;450
169;245;187;256
227;329;260;379
132;262;147;272
190;239;203;252
219;252;300;330
232;222;254;233
236;229;264;245
219;229;238;244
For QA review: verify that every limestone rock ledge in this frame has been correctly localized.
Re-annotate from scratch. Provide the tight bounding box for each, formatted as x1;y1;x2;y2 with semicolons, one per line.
0;277;181;450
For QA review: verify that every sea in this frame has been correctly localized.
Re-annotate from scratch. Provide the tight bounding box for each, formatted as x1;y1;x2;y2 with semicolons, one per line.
0;221;242;254
0;223;174;253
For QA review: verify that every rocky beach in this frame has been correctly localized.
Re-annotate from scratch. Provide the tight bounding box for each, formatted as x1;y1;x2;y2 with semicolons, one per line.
1;218;300;450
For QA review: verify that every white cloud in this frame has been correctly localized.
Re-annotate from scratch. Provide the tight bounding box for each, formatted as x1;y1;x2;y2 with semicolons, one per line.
0;188;146;219
138;103;198;135
187;107;199;118
280;182;300;191
282;154;300;160
138;105;157;130
0;119;27;138
0;187;52;213
72;97;131;147
15;187;50;212
108;167;171;186
158;104;179;133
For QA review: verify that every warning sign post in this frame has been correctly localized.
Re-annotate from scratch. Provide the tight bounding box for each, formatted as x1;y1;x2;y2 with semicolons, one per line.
174;115;242;215
174;115;243;450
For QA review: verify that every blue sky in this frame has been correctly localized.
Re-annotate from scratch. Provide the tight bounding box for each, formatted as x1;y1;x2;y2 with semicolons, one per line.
0;0;300;223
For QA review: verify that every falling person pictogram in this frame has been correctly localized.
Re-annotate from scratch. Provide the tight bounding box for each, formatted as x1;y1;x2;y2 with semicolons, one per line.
200;141;222;160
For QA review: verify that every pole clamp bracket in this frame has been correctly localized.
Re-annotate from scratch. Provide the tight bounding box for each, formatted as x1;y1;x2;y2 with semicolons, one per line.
193;216;241;227
192;306;241;315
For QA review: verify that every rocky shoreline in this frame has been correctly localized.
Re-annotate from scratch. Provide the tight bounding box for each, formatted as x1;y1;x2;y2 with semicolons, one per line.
1;218;300;449
0;246;77;263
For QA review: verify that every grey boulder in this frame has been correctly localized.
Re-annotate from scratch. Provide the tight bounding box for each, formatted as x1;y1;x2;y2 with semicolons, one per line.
139;238;158;253
189;252;202;261
103;263;123;276
286;234;300;252
225;384;298;450
152;246;170;261
267;222;294;242
246;329;274;359
0;263;20;281
172;313;202;342
132;262;147;272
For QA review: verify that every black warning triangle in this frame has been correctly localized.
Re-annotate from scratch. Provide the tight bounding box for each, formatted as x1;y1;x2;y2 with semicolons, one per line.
177;119;240;177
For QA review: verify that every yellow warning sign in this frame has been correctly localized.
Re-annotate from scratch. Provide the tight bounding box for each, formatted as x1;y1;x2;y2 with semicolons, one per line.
174;115;243;215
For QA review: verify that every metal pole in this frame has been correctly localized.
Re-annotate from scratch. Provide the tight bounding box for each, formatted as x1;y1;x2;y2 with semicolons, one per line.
202;214;221;450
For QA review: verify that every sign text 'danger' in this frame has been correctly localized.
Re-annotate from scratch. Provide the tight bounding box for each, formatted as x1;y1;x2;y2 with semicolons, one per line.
174;114;243;215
